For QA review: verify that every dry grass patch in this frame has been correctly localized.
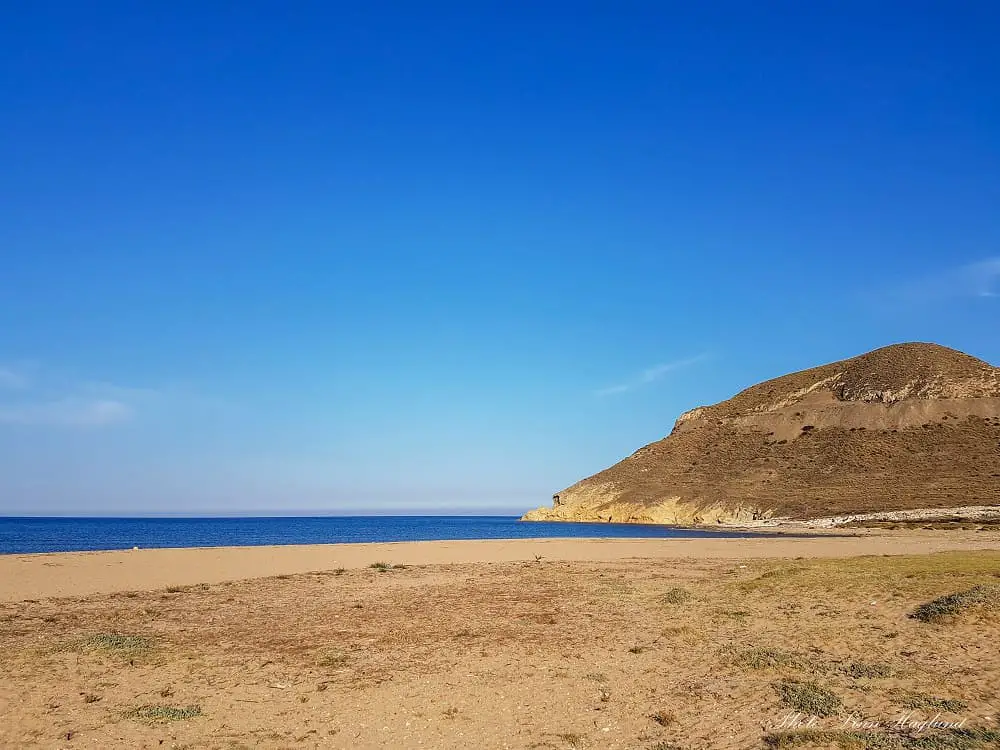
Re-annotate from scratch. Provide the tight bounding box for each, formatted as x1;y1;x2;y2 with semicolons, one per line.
660;587;692;604
909;585;1000;624
773;679;841;717
316;649;349;668
840;661;895;679
77;633;152;655
722;645;807;671
894;691;969;713
764;727;1000;749
124;704;202;722
164;583;209;593
735;553;1000;600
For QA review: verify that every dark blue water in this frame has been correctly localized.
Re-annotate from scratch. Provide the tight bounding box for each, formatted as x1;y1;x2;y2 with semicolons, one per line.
0;516;773;554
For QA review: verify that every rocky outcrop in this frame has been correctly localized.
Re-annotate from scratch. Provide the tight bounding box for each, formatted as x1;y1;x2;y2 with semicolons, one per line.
521;498;769;525
523;343;1000;525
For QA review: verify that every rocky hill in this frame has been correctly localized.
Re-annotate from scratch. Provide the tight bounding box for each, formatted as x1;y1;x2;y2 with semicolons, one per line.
522;343;1000;525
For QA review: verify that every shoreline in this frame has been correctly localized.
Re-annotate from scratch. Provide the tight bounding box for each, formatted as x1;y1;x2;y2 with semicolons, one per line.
3;530;1000;602
0;522;834;557
0;518;846;559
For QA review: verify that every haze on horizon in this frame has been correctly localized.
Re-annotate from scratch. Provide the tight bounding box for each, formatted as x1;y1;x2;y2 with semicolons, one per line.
1;3;998;516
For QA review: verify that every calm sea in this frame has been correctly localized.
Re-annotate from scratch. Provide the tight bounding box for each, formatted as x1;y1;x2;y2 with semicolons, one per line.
0;515;772;554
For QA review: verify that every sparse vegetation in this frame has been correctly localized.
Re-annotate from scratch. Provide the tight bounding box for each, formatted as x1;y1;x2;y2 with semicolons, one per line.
649;709;676;727
723;645;804;671
79;633;152;654
764;727;1000;749
725;553;1000;601
164;583;209;593
760;566;804;580
910;585;1000;623
124;704;202;722
841;661;894;679
897;692;969;713
773;679;841;717
370;561;392;572
661;587;691;604
317;650;349;668
8;544;1000;749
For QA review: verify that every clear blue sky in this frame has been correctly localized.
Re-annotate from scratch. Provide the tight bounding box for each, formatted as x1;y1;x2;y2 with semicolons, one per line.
1;2;998;515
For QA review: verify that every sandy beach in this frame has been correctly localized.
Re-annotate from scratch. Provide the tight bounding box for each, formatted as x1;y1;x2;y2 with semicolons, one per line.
4;530;1000;602
3;531;1000;749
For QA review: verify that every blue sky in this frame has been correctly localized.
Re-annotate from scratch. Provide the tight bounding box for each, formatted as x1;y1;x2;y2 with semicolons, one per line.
1;2;998;515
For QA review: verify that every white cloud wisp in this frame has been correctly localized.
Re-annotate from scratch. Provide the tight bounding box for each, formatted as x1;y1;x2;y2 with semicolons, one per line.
595;354;710;397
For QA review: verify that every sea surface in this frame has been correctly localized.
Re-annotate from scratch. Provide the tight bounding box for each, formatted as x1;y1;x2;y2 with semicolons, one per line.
0;515;772;555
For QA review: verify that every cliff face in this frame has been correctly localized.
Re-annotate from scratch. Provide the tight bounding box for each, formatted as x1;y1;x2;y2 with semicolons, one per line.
523;343;1000;524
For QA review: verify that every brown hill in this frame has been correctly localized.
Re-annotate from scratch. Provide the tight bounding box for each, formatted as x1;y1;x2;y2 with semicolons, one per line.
523;343;1000;524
